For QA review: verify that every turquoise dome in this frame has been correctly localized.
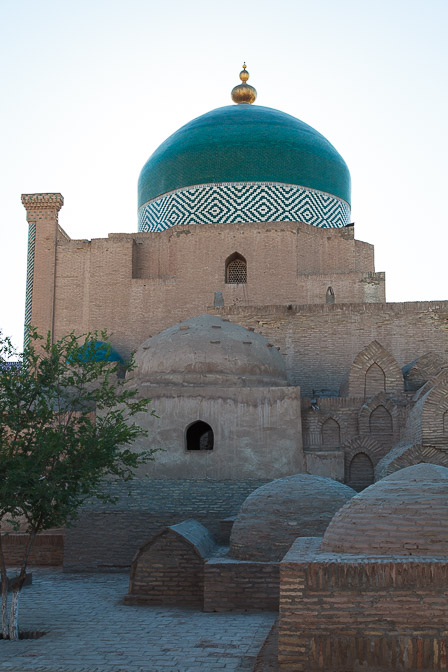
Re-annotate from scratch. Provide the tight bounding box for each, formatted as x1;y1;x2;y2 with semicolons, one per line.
74;341;123;364
138;105;350;208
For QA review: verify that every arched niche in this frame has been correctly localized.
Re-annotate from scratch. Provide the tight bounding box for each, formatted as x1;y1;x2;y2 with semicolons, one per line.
369;405;393;435
340;341;404;399
348;452;374;492
186;421;214;451
225;252;247;284
321;417;341;449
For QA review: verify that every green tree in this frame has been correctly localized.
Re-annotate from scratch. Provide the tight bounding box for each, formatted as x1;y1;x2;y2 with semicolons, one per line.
0;329;156;640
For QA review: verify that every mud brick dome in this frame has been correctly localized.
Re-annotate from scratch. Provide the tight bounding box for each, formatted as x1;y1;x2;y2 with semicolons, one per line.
138;104;351;232
230;474;356;561
322;463;448;555
131;314;287;387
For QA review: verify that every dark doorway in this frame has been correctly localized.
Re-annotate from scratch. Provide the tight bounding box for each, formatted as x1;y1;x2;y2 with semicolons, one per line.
186;421;214;451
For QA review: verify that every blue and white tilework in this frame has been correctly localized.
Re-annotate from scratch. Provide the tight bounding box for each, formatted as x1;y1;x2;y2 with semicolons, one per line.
138;182;351;233
24;221;36;347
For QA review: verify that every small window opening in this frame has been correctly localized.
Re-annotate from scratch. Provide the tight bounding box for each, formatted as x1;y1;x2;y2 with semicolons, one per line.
186;421;214;451
326;286;335;305
225;253;247;284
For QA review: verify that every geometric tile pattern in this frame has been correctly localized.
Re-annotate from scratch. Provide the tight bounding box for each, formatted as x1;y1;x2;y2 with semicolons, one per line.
24;220;36;348
138;182;351;233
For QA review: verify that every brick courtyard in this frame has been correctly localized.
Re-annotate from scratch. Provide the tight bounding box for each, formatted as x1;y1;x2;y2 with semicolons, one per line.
0;569;275;671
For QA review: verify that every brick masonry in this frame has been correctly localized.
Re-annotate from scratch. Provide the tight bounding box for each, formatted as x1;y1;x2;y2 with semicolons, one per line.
64;478;267;571
279;537;448;672
1;532;64;566
126;520;216;607
204;556;279;612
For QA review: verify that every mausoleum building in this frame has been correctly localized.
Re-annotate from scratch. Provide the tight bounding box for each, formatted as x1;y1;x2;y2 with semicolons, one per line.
17;65;448;574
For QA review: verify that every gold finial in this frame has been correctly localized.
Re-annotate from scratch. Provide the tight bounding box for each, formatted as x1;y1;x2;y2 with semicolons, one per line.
231;62;257;104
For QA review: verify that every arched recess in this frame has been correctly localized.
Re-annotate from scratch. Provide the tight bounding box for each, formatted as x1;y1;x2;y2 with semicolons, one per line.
348;453;374;491
420;381;448;447
375;443;448;481
340;341;404;399
225;252;247;284
321;417;341;449
186;421;214;451
358;392;397;436
365;363;385;397
369;405;393;435
343;435;385;486
326;286;335;305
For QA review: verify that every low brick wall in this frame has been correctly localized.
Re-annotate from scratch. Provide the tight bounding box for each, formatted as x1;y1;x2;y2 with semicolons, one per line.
204;556;279;612
2;533;64;567
279;537;448;671
64;479;266;571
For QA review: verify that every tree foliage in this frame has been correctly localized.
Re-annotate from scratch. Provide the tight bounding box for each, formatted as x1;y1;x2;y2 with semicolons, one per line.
0;329;156;639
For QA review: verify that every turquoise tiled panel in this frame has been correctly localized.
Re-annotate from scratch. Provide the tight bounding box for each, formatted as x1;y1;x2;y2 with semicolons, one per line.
138;182;350;232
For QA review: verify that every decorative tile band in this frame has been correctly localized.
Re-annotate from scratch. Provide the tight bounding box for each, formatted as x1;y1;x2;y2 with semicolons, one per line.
24;221;36;348
138;182;351;232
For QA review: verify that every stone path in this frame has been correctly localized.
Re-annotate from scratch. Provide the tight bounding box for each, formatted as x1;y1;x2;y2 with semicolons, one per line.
0;569;275;672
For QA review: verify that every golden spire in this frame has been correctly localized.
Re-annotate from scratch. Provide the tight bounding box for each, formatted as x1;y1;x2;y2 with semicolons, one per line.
231;62;257;104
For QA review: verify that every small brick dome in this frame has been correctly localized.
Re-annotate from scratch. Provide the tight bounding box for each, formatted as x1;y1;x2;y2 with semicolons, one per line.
322;463;448;555
132;314;287;387
229;474;356;561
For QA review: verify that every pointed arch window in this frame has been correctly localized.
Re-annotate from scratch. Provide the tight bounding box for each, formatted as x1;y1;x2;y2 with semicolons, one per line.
186;421;214;451
225;253;247;284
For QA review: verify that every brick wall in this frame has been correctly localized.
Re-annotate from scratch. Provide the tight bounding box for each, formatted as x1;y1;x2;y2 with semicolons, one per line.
64;478;267;571
1;533;64;567
26;210;388;355
204;557;279;612
214;303;448;397
279;537;448;671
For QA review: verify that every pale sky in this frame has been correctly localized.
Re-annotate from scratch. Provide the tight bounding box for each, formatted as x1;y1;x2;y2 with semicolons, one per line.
1;0;447;351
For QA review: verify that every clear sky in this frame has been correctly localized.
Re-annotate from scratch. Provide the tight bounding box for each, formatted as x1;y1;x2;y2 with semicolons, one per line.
1;0;447;350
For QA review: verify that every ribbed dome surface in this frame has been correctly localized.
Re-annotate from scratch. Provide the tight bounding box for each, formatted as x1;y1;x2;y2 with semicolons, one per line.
230;474;355;561
132;314;287;387
138;105;351;207
322;464;448;556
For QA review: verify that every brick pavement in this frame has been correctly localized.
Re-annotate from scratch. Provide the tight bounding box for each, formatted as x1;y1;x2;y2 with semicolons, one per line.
0;569;275;672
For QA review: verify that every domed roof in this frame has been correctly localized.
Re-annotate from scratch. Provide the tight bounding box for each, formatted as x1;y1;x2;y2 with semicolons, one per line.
132;314;287;387
72;340;123;363
138;105;351;208
322;464;448;556
229;474;355;562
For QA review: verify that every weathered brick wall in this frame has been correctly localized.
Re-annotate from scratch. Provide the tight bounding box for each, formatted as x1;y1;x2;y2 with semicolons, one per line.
204;557;279;612
64;478;267;571
28;213;387;355
215;303;448;396
279;538;448;671
1;533;64;566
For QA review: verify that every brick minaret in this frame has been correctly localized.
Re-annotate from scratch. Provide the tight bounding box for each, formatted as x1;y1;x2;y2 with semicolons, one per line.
22;193;64;345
